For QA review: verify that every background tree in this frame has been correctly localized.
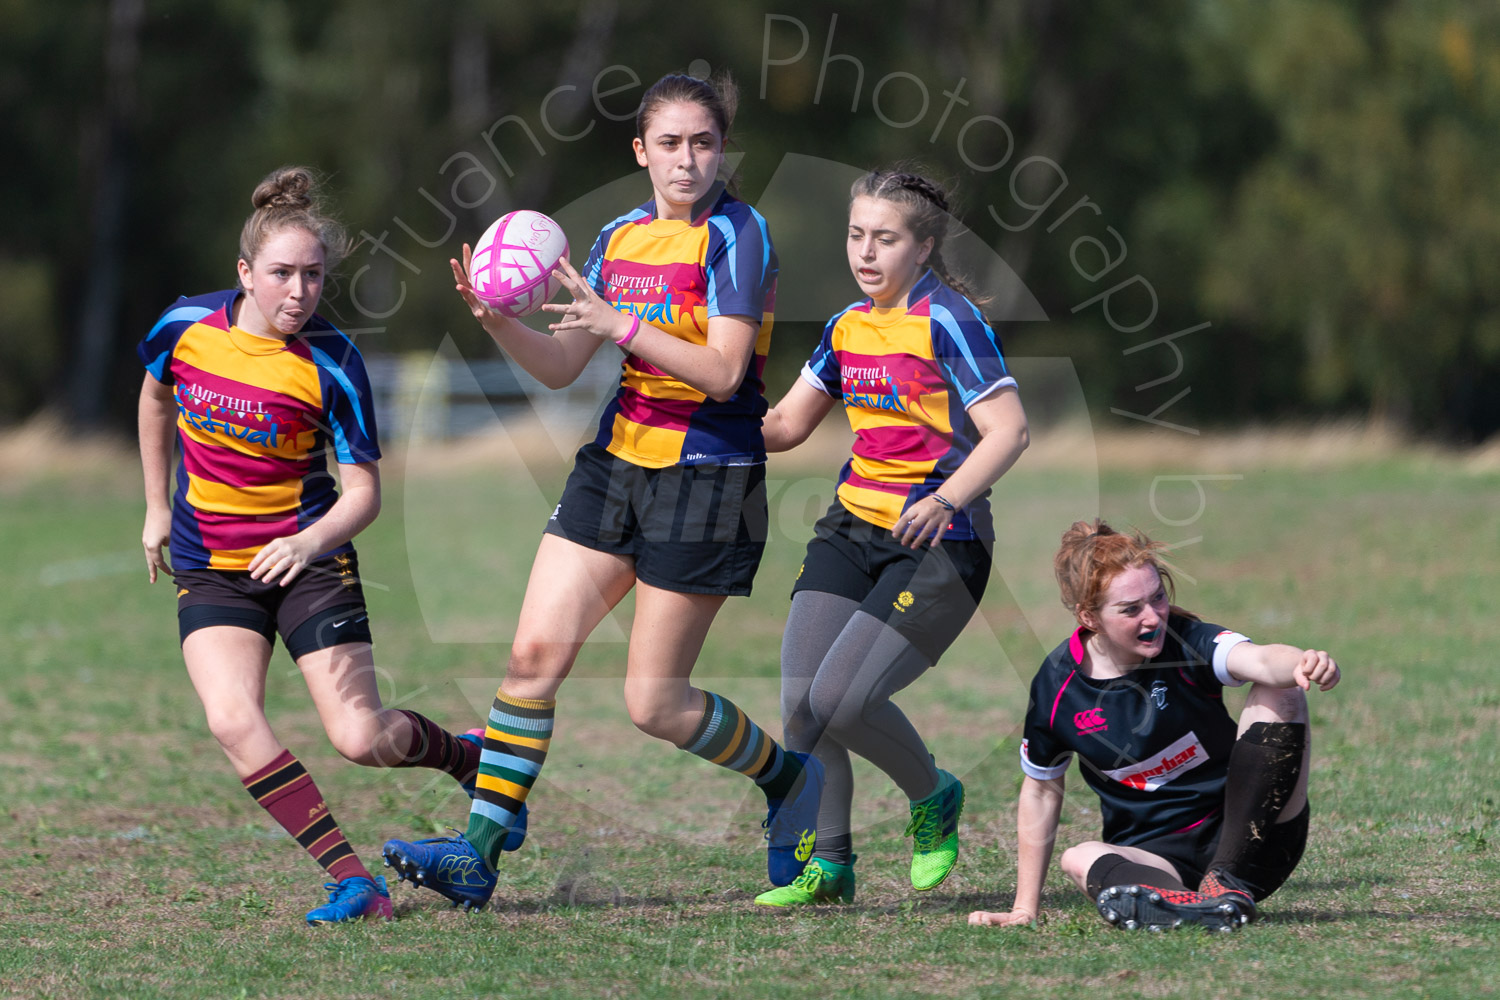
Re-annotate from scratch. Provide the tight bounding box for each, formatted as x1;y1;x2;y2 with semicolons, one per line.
2;0;1496;440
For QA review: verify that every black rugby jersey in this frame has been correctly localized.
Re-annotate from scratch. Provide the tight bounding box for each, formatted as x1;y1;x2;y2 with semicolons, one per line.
1019;614;1251;847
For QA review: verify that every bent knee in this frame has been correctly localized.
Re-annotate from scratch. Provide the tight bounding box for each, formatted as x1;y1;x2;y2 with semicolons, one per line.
204;707;270;755
1243;683;1308;725
504;641;574;693
324;725;383;765
622;686;695;744
625;700;667;737
1059;842;1109;882
805;680;865;736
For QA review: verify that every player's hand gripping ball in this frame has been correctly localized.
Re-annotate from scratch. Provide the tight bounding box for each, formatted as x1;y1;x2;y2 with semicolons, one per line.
467;210;570;317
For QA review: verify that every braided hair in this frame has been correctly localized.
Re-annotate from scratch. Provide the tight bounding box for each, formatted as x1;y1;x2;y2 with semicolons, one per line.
849;169;985;305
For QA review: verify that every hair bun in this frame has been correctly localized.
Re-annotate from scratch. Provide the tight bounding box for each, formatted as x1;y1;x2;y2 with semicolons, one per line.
1061;518;1114;547
251;166;316;211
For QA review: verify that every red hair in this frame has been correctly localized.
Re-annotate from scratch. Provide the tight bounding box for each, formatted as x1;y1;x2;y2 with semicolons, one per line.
1053;519;1196;627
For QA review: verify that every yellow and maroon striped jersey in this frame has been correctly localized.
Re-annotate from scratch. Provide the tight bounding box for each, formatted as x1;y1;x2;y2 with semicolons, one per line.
137;289;380;570
801;270;1015;539
583;189;777;468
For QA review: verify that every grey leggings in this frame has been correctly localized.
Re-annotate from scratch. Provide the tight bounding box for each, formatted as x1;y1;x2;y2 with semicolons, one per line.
780;591;941;863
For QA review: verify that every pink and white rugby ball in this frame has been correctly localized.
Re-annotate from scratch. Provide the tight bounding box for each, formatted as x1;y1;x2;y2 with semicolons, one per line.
467;210;569;317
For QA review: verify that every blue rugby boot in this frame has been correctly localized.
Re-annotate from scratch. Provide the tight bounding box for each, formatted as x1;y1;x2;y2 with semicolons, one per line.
456;729;529;852
381;832;496;912
305;874;393;924
764;752;825;886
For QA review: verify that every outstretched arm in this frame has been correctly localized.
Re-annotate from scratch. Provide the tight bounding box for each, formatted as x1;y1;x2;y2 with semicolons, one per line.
1225;641;1341;691
969;774;1064;927
763;377;837;453
451;247;605;389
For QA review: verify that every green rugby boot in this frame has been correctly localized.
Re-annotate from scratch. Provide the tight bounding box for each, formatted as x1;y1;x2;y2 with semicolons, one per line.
906;769;963;891
754;856;856;907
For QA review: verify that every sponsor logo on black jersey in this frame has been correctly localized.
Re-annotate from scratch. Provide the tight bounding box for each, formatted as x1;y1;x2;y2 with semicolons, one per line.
1102;731;1209;791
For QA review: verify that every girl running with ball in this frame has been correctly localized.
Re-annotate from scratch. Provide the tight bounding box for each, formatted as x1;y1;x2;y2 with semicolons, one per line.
968;520;1340;932
753;169;1030;906
382;72;821;909
137;166;487;925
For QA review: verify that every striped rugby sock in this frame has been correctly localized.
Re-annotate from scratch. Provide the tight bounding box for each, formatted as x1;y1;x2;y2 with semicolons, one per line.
391;709;476;780
465;690;554;866
242;750;370;883
680;692;803;801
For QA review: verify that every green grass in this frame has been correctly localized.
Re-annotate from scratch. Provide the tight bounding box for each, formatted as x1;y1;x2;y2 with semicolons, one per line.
2;440;1498;999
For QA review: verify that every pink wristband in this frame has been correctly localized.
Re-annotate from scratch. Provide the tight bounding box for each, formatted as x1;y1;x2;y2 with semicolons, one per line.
617;313;641;350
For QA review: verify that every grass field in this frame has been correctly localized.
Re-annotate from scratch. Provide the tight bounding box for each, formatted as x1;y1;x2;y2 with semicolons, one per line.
2;421;1498;999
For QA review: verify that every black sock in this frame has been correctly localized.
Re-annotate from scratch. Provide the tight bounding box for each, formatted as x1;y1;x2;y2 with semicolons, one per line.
1085;854;1189;900
1208;721;1306;874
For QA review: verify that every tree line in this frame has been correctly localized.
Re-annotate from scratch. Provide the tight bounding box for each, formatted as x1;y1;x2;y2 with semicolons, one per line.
3;0;1496;439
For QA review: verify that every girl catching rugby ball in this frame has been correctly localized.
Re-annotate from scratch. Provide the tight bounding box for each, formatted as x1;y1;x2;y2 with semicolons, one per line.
382;72;821;910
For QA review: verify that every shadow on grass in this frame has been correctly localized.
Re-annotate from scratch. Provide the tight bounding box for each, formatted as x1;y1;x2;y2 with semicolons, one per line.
390;888;1067;918
1259;907;1500;925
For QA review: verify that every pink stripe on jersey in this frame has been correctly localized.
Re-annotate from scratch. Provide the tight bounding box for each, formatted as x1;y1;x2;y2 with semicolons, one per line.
856;424;948;464
837;352;945;390
1171;808;1220;835
629;357;672;379
181;439;309;490
1050;669;1077;729
616;390;695;432
195;509;300;553
172;360;301;413
606;258;704;297
1069;629;1086;664
842;471;911;496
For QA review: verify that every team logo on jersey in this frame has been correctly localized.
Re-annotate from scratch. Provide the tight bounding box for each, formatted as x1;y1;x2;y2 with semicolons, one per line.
1150;681;1169;710
1102;731;1208;791
892;590;915;613
1074;707;1108;734
841;366;933;419
610;277;705;336
176;383;297;447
